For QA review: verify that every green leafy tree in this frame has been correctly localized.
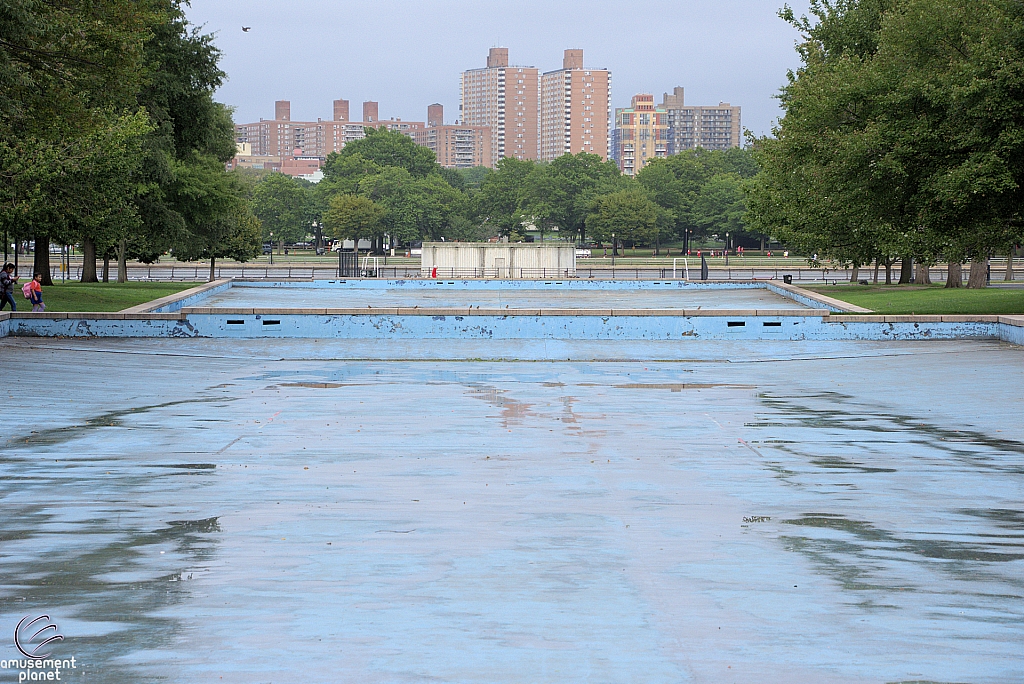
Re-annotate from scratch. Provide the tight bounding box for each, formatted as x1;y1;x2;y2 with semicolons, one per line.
749;0;1024;287
526;153;623;244
322;195;385;243
336;126;438;177
457;166;490;191
475;157;535;238
320;152;383;194
692;173;750;249
586;188;660;249
129;2;239;277
0;0;155;283
638;148;759;253
171;154;260;279
359;168;467;247
251;173;309;252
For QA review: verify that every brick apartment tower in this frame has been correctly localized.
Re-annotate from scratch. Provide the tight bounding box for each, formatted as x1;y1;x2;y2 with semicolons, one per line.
540;49;611;160
427;103;444;127
363;101;379;124
461;47;539;165
411;103;492;169
275;100;291;121
333;99;350;122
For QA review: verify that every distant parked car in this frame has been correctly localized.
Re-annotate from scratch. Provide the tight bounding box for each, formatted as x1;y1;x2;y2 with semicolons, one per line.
262;243;273;255
575;248;592;258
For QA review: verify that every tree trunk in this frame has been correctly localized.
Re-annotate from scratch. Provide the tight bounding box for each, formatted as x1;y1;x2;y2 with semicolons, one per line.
898;256;913;284
967;258;989;289
33;233;53;286
102;254;110;282
117;238;128;283
81;238;98;283
209;255;216;282
849;264;860;283
884;258;893;285
915;263;932;285
278;239;284;255
945;262;963;288
873;259;880;283
1006;248;1015;281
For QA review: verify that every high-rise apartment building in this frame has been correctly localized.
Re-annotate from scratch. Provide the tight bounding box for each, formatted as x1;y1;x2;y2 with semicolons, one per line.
540;49;611;161
409;104;491;168
461;48;539;164
661;87;741;152
612;94;667;176
234;100;423;159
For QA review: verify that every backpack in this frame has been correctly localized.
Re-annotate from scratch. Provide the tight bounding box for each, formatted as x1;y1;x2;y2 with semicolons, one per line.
22;281;32;299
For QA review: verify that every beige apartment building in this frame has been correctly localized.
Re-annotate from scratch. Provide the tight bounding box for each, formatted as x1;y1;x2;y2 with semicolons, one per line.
461;48;539;164
409;104;491;169
661;87;741;152
612;94;668;176
540;49;611;161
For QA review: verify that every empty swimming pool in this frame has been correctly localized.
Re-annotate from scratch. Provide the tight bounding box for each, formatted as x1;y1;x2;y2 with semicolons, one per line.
196;280;815;311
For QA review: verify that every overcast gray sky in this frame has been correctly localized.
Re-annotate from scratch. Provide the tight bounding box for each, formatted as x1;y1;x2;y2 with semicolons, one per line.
184;0;811;138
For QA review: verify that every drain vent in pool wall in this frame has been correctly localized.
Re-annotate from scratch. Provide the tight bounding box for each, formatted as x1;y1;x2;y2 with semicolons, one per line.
727;321;746;327
262;320;281;326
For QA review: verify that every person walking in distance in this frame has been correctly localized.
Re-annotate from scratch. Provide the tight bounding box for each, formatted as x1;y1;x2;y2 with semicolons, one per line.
27;272;44;312
0;263;18;311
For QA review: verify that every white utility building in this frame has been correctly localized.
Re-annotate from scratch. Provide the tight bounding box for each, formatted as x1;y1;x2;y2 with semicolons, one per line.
421;243;576;279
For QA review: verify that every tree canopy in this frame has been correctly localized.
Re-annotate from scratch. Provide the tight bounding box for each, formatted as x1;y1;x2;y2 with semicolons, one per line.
748;0;1024;286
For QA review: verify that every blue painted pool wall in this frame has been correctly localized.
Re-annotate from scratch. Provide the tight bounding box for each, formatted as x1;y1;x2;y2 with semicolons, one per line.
0;313;9;338
1002;321;1024;346
8;313;1017;345
151;280;233;312
230;279;764;292
765;282;846;312
9;318;198;337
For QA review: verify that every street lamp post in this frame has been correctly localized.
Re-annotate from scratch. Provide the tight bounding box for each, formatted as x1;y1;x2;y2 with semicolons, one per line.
725;232;730;266
611;232;616;267
269;232;273;265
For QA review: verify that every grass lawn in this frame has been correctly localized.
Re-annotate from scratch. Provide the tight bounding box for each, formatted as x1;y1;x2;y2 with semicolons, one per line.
7;281;201;313
807;284;1024;315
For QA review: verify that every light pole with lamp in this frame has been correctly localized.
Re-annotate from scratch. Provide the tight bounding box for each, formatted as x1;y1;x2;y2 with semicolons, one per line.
611;232;615;267
725;232;730;266
269;232;273;265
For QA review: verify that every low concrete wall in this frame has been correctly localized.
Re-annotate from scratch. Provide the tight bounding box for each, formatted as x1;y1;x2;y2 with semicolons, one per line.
230;278;768;291
8;309;1019;344
1001;315;1024;346
767;282;872;313
124;279;232;313
0;311;8;338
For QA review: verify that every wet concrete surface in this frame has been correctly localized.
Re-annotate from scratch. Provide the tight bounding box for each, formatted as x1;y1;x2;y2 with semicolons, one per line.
1;338;1022;683
200;284;810;310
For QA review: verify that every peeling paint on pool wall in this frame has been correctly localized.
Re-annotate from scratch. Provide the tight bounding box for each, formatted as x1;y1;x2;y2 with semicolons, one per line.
3;279;1022;344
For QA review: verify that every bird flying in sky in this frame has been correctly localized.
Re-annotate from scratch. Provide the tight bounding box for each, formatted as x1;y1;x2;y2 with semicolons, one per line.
242;26;251;32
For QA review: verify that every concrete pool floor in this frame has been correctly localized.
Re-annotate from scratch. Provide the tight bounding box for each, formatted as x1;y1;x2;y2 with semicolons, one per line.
199;283;811;310
1;338;1023;683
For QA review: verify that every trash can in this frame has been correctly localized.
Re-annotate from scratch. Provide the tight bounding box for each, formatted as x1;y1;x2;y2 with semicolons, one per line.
783;274;793;284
